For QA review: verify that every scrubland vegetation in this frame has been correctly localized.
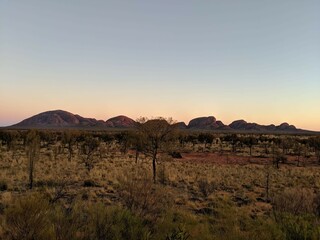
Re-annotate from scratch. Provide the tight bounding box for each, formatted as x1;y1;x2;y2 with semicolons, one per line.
0;122;320;239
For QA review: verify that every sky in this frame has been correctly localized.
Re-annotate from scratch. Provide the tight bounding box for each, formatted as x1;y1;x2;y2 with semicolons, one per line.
0;0;319;130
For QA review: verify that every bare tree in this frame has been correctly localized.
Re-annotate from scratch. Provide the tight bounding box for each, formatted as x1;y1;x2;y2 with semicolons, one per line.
136;117;176;183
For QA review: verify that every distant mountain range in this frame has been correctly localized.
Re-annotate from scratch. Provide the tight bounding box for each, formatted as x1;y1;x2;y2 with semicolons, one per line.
7;109;316;133
11;110;135;129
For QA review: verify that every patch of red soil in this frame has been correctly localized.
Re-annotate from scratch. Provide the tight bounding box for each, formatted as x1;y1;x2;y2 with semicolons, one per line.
176;152;318;166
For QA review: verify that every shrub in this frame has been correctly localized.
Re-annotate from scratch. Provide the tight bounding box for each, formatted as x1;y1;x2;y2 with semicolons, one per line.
0;202;5;214
209;199;284;240
274;213;319;240
3;194;151;240
272;188;315;215
118;168;170;222
4;193;53;240
51;203;85;240
169;151;182;159
80;203;151;240
83;179;98;187
198;179;215;198
0;181;8;191
272;188;320;240
166;227;190;240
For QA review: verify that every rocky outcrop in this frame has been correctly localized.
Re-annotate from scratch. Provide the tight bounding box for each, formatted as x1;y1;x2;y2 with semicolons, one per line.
105;115;136;128
277;122;297;131
229;120;248;129
13;110;100;127
187;116;227;129
229;120;297;132
173;122;187;129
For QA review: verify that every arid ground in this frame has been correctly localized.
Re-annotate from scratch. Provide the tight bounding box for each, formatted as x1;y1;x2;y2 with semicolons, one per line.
0;129;320;239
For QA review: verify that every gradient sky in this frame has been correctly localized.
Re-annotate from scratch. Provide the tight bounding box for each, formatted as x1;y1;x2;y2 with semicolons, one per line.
1;1;319;130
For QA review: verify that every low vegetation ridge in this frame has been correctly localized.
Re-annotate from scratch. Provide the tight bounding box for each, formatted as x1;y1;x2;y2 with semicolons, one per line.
7;109;316;133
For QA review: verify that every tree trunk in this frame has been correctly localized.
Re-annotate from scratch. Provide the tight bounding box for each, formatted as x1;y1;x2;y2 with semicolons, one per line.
272;146;275;165
135;150;139;164
152;153;157;183
68;146;72;161
29;159;34;189
266;172;270;202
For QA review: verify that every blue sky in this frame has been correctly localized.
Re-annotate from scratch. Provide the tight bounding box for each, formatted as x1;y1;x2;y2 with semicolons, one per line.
1;0;319;130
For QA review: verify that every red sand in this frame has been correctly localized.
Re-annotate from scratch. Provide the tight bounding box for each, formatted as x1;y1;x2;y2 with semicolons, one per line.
176;152;317;166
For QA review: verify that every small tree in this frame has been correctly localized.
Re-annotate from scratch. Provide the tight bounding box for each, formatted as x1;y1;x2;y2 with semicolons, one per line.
115;131;130;155
25;130;40;189
99;133;114;158
198;133;214;150
280;138;294;155
130;131;144;163
136;117;176;183
39;130;56;148
224;134;239;153
62;130;78;161
81;136;100;172
309;137;320;164
293;142;303;166
242;136;258;159
274;153;287;169
0;130;19;152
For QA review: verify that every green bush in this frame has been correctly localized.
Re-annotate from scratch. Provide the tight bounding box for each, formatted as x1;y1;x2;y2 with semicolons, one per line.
80;203;150;240
4;193;53;240
275;213;320;240
3;194;151;240
118;169;170;222
166;227;190;240
50;203;85;240
272;188;320;240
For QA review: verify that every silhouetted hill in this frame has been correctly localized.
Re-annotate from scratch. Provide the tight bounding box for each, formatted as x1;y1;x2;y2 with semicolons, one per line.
229;120;297;132
277;122;297;131
105;115;136;128
13;110;102;128
173;122;188;129
11;110;136;129
9;110;315;133
188;116;229;130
